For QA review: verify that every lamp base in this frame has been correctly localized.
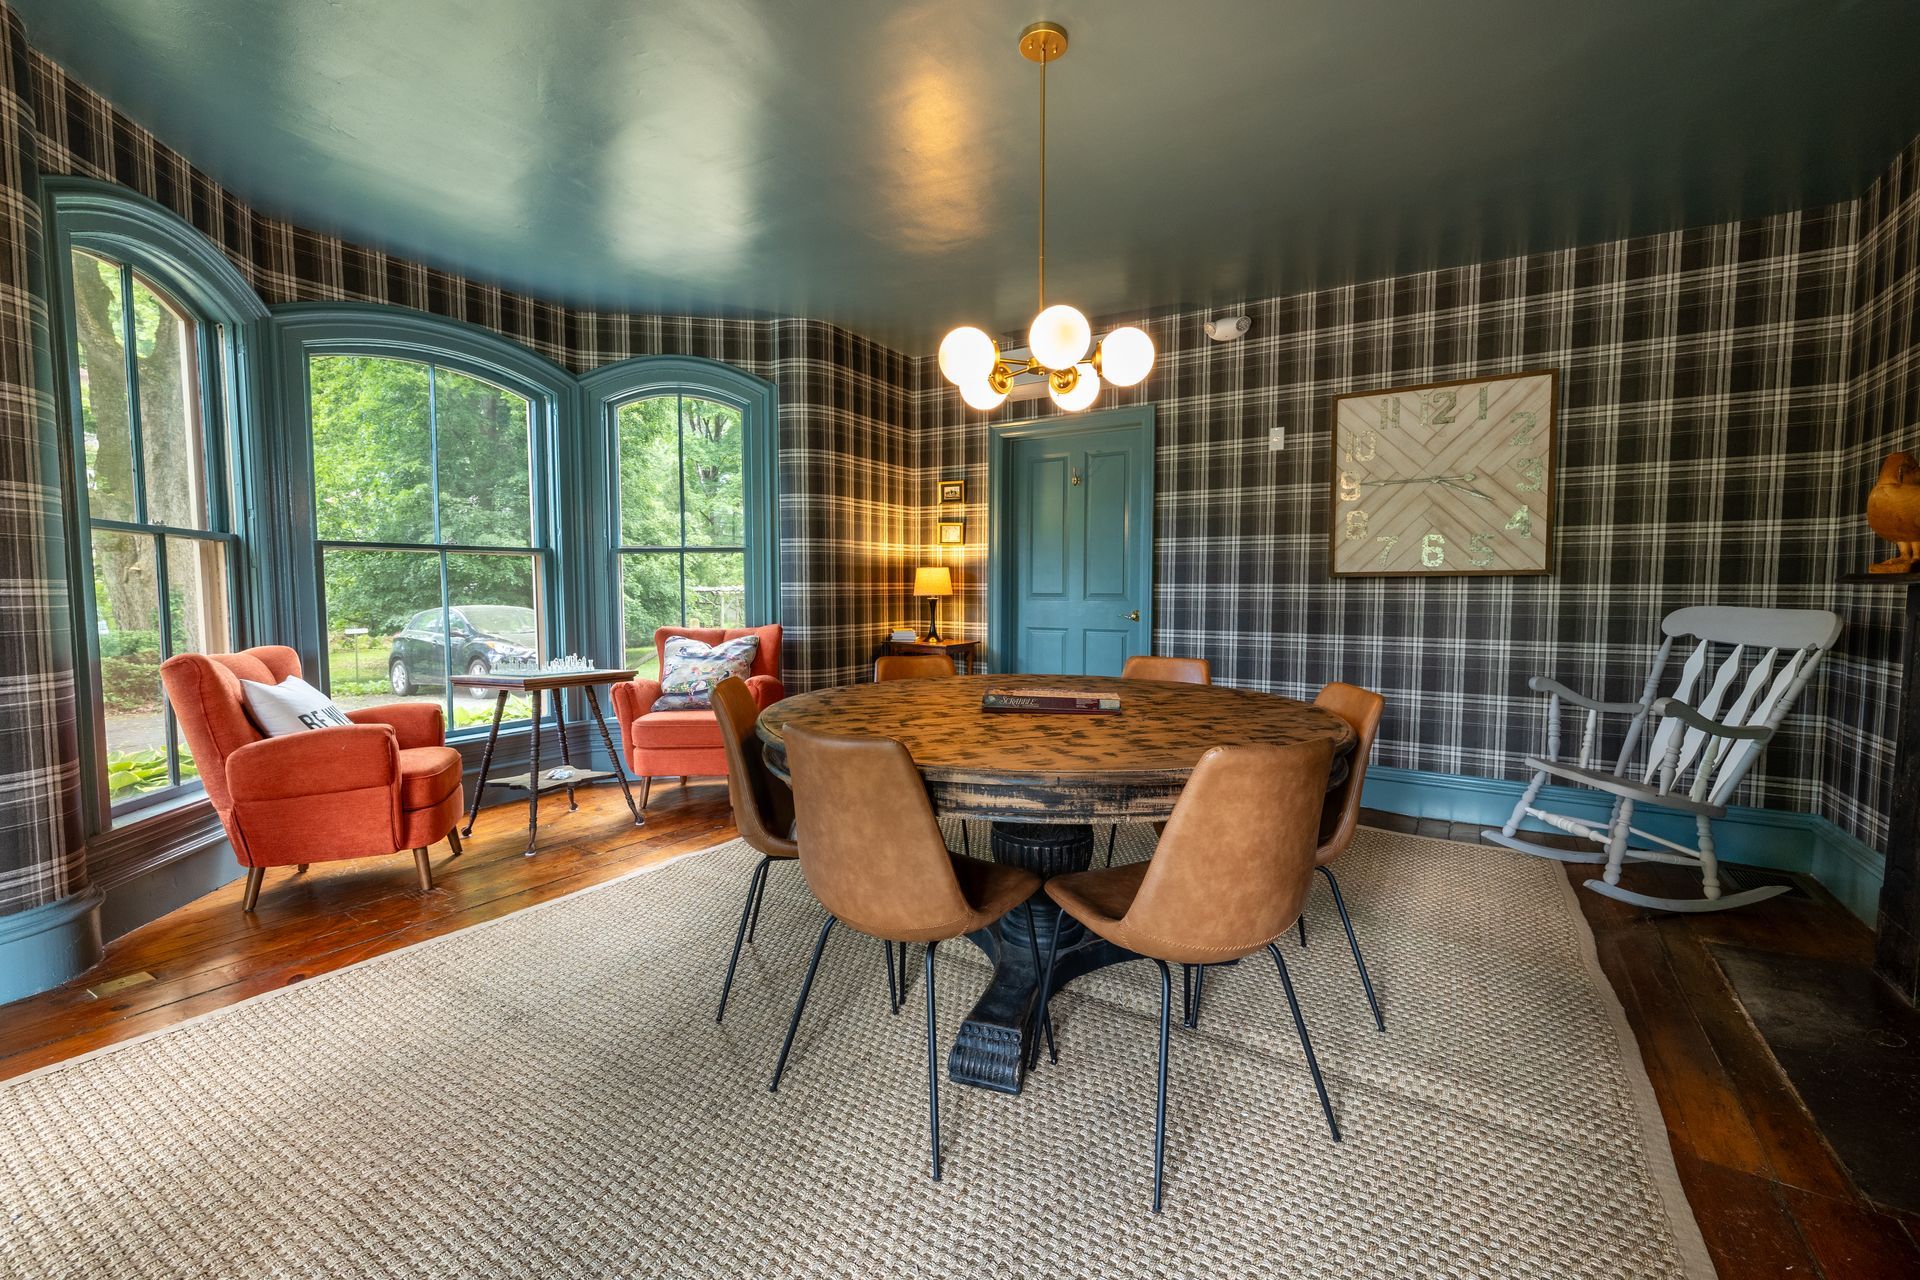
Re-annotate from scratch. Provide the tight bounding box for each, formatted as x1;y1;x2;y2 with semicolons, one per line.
924;597;942;643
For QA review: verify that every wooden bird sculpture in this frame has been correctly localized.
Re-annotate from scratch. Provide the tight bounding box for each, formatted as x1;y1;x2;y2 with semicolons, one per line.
1868;451;1920;573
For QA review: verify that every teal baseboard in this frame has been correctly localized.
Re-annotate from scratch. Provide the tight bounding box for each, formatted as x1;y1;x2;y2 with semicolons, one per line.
99;838;243;943
0;890;104;1005
1361;765;1886;924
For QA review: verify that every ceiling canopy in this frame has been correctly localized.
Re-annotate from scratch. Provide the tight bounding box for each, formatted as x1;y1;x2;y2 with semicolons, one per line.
16;0;1919;349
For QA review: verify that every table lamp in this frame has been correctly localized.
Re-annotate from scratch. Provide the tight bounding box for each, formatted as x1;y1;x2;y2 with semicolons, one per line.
914;566;953;641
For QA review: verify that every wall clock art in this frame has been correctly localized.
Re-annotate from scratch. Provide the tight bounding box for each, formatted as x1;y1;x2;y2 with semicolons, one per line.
1329;369;1557;577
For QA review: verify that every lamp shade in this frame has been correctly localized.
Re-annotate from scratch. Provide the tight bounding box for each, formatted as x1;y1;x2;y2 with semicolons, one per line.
1098;325;1155;387
1028;304;1092;369
913;566;954;598
938;326;998;385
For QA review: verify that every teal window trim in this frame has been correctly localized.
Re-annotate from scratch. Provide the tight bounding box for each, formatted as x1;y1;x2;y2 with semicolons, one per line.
578;355;778;669
40;178;271;838
271;302;581;743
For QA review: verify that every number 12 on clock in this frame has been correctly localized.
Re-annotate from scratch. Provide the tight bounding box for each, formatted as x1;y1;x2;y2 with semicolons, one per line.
1328;370;1556;578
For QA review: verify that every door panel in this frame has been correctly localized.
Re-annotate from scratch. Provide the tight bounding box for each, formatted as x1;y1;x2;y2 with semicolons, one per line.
1005;417;1151;676
1083;448;1130;599
1024;627;1068;674
1082;628;1130;676
1025;455;1069;597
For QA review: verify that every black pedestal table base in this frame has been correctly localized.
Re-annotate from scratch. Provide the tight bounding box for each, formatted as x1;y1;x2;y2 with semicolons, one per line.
946;821;1127;1094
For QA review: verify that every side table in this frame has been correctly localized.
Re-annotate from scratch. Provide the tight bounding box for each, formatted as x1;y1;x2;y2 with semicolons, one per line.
884;636;982;675
449;668;644;855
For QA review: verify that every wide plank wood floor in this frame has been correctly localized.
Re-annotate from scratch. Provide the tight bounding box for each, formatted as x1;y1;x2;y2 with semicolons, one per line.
3;786;1916;1277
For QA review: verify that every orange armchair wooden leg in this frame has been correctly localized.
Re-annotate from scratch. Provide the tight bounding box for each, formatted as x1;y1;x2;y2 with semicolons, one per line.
296;863;309;873
413;848;433;891
447;827;463;858
241;867;264;913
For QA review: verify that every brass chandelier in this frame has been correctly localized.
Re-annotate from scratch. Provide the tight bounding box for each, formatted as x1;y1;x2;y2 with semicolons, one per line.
937;21;1154;413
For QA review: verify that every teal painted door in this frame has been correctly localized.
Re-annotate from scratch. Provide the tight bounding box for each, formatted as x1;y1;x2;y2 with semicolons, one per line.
1008;425;1150;675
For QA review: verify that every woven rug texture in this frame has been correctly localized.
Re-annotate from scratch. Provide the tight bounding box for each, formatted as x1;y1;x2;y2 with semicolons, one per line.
0;826;1710;1278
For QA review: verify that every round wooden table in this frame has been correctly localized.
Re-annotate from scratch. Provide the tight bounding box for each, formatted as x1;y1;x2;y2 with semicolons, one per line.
758;674;1355;1094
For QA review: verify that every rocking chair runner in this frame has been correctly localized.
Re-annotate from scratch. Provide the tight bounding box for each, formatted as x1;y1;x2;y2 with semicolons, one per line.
1484;606;1842;912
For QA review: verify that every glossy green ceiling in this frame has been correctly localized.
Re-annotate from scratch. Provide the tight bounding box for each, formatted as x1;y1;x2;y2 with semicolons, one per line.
14;0;1919;349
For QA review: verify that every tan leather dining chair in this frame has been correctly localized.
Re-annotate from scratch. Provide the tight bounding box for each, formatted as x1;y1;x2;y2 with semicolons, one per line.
874;652;957;681
1305;681;1387;1031
1187;683;1388;1036
771;724;1045;1181
1039;739;1337;1212
1121;653;1211;685
712;676;800;1022
1104;654;1212;866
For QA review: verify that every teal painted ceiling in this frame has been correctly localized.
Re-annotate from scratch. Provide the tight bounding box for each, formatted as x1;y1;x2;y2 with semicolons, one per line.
14;0;1920;349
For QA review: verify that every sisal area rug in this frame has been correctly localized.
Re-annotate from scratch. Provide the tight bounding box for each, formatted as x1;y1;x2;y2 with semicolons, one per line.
0;827;1712;1279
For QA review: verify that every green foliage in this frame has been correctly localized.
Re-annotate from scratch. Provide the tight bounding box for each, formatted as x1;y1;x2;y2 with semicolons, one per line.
107;747;198;800
616;394;747;647
310;355;539;646
99;650;163;714
99;629;159;660
453;696;531;729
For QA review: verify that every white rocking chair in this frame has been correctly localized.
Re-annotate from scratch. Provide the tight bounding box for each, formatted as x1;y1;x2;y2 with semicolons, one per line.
1484;606;1842;912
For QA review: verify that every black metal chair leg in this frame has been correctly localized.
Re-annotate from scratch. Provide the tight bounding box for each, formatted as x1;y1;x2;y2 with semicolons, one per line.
1152;959;1173;1214
746;857;774;942
924;940;942;1182
1181;964;1192;1026
769;916;836;1092
716;855;772;1023
1267;942;1340;1141
1104;825;1119;867
1184;964;1207;1030
1029;916;1062;1071
1021;902;1057;1064
885;940;901;1015
1319;866;1384;1032
1298;914;1307;947
960;823;970;857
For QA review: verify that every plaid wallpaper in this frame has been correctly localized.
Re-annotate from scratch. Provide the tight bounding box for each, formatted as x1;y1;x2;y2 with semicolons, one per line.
916;190;1916;851
0;9;85;918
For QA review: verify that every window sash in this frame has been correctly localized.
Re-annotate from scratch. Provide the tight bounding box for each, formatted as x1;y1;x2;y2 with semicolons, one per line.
66;251;238;820
613;388;753;656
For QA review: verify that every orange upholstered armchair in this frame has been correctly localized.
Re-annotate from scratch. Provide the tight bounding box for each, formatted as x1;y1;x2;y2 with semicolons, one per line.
159;645;465;912
610;624;785;808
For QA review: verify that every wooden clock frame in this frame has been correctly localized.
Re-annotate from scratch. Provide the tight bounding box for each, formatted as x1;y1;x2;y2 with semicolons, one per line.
1326;368;1558;579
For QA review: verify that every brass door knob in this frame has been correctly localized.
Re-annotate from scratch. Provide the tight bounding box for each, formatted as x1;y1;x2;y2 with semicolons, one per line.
1121;610;1140;621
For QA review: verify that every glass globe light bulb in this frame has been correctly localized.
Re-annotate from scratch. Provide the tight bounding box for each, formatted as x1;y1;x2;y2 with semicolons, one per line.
959;376;1009;412
1028;304;1092;370
1098;325;1155;387
938;326;997;386
1049;362;1101;412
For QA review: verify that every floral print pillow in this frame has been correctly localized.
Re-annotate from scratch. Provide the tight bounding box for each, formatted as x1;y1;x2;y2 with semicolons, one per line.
654;635;760;710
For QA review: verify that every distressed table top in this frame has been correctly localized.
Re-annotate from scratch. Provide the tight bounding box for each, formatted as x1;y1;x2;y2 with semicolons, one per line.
758;674;1355;823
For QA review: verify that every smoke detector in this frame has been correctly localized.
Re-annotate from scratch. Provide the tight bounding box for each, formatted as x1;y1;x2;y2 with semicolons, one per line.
1203;315;1251;342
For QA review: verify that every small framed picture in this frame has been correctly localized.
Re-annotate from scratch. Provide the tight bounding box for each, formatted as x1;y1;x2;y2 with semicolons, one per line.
938;479;965;504
937;521;965;545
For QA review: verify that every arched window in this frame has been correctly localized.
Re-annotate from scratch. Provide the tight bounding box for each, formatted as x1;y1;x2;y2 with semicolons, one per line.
581;357;777;676
276;306;576;736
46;182;269;826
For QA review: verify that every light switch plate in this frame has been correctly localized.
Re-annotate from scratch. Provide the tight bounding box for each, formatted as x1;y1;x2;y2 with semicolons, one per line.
1268;426;1285;451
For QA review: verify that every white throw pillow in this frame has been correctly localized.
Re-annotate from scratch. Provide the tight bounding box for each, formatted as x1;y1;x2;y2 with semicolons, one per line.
242;675;354;737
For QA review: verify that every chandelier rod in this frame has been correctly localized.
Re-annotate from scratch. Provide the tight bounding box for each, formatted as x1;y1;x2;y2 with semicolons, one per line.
1037;41;1047;313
